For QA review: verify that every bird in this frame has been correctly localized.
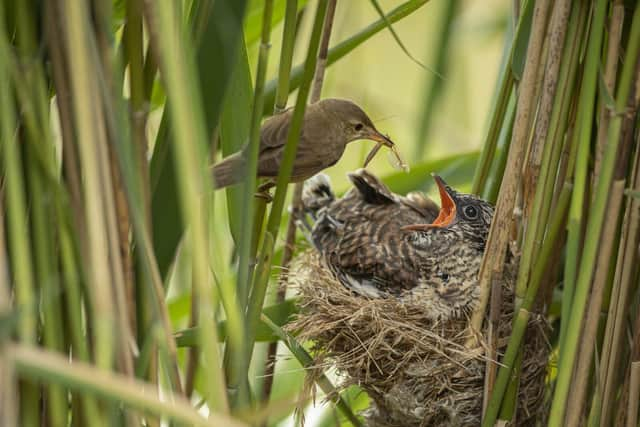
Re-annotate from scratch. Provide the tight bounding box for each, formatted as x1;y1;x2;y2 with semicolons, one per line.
212;99;394;193
300;169;494;320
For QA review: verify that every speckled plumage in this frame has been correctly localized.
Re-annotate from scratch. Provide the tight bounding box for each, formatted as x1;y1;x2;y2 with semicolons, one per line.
302;170;494;320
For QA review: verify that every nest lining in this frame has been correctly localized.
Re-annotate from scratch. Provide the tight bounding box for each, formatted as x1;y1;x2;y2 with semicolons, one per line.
287;251;549;427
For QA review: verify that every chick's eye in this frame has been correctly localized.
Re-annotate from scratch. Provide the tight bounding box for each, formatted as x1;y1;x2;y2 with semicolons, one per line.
354;123;364;131
463;205;478;219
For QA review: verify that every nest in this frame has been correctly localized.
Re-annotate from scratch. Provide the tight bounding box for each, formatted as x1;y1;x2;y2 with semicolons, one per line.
287;251;549;426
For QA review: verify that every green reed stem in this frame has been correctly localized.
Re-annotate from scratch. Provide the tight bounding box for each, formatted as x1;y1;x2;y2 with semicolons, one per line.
274;0;299;113
261;314;364;427
549;3;640;424
0;0;36;351
263;0;430;113
27;150;67;427
482;183;572;426
471;0;535;195
148;0;227;412
486;94;515;203
245;0;329;370
11;344;245;427
514;1;581;300
224;0;276;409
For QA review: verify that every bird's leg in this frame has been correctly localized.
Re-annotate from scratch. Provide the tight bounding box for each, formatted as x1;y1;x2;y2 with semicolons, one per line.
255;180;276;203
289;204;318;249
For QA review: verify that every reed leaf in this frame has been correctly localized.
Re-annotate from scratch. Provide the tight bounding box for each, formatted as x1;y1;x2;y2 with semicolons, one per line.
263;0;431;113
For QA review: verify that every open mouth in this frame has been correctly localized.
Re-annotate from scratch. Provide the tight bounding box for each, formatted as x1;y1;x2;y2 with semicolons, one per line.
402;175;456;231
430;175;456;227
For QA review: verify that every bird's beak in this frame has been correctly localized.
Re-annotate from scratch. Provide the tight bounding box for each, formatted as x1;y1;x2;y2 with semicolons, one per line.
368;130;395;148
363;131;395;167
402;174;457;232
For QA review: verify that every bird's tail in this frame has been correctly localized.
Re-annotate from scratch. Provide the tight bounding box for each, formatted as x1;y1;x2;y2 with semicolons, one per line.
302;173;335;217
212;153;245;189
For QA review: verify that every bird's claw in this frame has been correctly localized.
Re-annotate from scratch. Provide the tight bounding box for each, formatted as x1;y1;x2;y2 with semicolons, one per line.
255;181;276;203
254;190;273;203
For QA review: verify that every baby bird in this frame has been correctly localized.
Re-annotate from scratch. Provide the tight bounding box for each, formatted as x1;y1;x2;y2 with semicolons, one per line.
301;169;494;320
212;99;394;189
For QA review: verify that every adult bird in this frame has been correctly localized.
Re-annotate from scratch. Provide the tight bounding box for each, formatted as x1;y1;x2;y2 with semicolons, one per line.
212;99;394;194
301;169;494;320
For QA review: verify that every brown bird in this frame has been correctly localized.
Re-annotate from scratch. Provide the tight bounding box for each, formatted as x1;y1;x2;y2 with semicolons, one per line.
301;169;494;320
212;99;394;190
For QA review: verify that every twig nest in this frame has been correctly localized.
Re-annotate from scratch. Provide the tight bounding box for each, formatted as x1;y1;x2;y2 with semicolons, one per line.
288;251;549;426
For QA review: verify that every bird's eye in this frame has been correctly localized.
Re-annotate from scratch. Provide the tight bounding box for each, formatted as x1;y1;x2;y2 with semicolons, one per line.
463;205;478;219
354;123;364;131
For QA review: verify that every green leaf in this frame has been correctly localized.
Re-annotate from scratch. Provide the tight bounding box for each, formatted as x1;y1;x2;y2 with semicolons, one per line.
367;0;440;77
174;299;299;346
263;0;430;114
381;151;480;195
150;0;249;279
220;38;254;243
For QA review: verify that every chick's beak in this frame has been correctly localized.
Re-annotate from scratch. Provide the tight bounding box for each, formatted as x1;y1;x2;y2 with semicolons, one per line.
402;174;457;232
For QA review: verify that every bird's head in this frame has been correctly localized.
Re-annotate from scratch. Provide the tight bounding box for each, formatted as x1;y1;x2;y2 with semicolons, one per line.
320;99;395;148
402;175;494;250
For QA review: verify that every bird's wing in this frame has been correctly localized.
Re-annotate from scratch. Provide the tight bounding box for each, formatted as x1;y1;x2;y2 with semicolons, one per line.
259;108;294;151
347;169;396;205
258;105;332;178
327;202;432;294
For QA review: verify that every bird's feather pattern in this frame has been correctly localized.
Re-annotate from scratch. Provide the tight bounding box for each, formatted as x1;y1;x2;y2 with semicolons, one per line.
309;170;439;296
303;169;494;320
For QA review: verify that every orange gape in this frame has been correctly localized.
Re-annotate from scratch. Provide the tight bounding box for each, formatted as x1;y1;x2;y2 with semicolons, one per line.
401;175;456;232
431;178;457;227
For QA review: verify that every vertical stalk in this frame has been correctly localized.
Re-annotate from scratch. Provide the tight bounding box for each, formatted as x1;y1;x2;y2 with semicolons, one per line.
515;0;582;301
471;0;551;337
0;197;17;427
628;362;640;427
0;4;39;425
593;0;625;186
145;0;228;413
27;149;67;427
565;180;625;426
63;0;117;372
482;184;572;427
224;0;276;409
549;2;640;423
472;0;534;196
596;101;640;426
558;0;609;354
521;0;571;222
485;94;516;203
245;0;330;372
262;0;338;409
274;0;300;113
262;0;432;114
258;0;301;405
